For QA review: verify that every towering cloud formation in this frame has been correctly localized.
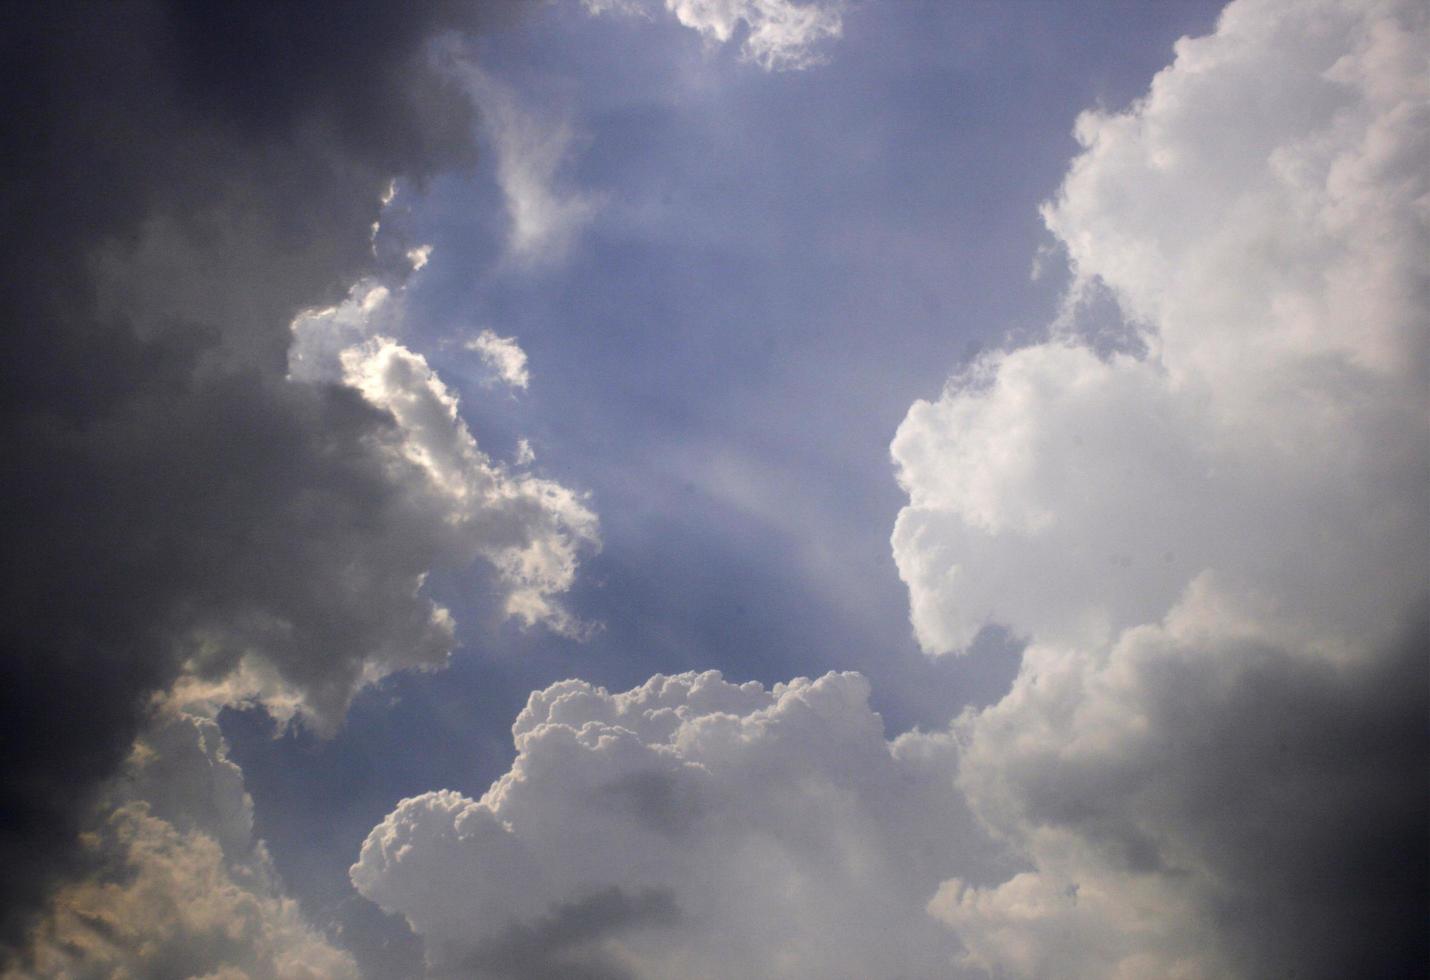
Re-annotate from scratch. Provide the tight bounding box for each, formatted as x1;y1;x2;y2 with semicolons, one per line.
0;0;600;955
353;671;997;979
893;0;1428;974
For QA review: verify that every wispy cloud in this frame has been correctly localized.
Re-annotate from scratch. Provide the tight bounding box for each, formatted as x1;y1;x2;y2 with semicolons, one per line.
456;62;601;267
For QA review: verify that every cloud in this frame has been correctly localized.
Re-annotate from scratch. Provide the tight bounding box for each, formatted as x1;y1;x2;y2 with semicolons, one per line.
0;0;579;953
341;335;599;636
8;712;358;980
588;0;843;71
467;329;532;389
292;281;599;640
454;62;601;265
891;0;1429;974
353;670;1003;978
937;592;1427;980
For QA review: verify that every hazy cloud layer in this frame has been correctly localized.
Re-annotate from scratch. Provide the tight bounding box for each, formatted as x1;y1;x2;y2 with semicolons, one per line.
353;670;1001;978
893;0;1428;974
0;0;597;954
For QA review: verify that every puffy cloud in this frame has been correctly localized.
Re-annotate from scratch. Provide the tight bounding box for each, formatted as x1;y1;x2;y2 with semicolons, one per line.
353;670;1003;979
0;0;584;953
467;329;532;389
586;0;843;71
892;0;1429;975
9;712;358;980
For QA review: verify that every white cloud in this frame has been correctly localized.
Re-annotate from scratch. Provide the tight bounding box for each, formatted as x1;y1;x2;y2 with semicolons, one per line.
892;0;1429;975
467;329;531;389
11;712;359;980
589;0;843;71
894;0;1427;659
666;0;842;70
353;670;1002;978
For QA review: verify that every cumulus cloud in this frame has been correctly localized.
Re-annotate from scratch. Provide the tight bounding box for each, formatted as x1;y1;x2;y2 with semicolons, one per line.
467;329;532;389
586;0;843;71
0;0;592;955
353;670;1004;978
891;0;1429;975
8;711;357;980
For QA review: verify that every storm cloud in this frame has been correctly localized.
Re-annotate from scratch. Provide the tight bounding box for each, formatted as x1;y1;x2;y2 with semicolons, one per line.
0;0;602;955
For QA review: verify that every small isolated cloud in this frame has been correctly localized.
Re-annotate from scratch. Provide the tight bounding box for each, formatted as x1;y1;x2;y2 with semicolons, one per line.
291;279;599;647
467;329;531;389
353;670;1001;978
890;0;1429;975
589;0;843;70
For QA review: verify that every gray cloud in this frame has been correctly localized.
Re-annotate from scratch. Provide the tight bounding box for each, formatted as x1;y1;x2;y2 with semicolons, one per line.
5;711;360;980
0;0;564;955
453;887;680;980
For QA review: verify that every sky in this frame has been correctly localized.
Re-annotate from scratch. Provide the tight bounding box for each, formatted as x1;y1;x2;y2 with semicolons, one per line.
0;1;1425;979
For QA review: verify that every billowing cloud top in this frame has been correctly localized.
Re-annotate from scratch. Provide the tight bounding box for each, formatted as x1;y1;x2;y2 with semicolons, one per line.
892;0;1427;659
352;670;995;978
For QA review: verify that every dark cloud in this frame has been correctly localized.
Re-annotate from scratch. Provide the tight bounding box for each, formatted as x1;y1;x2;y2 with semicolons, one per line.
596;770;707;838
0;0;520;954
950;607;1430;979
